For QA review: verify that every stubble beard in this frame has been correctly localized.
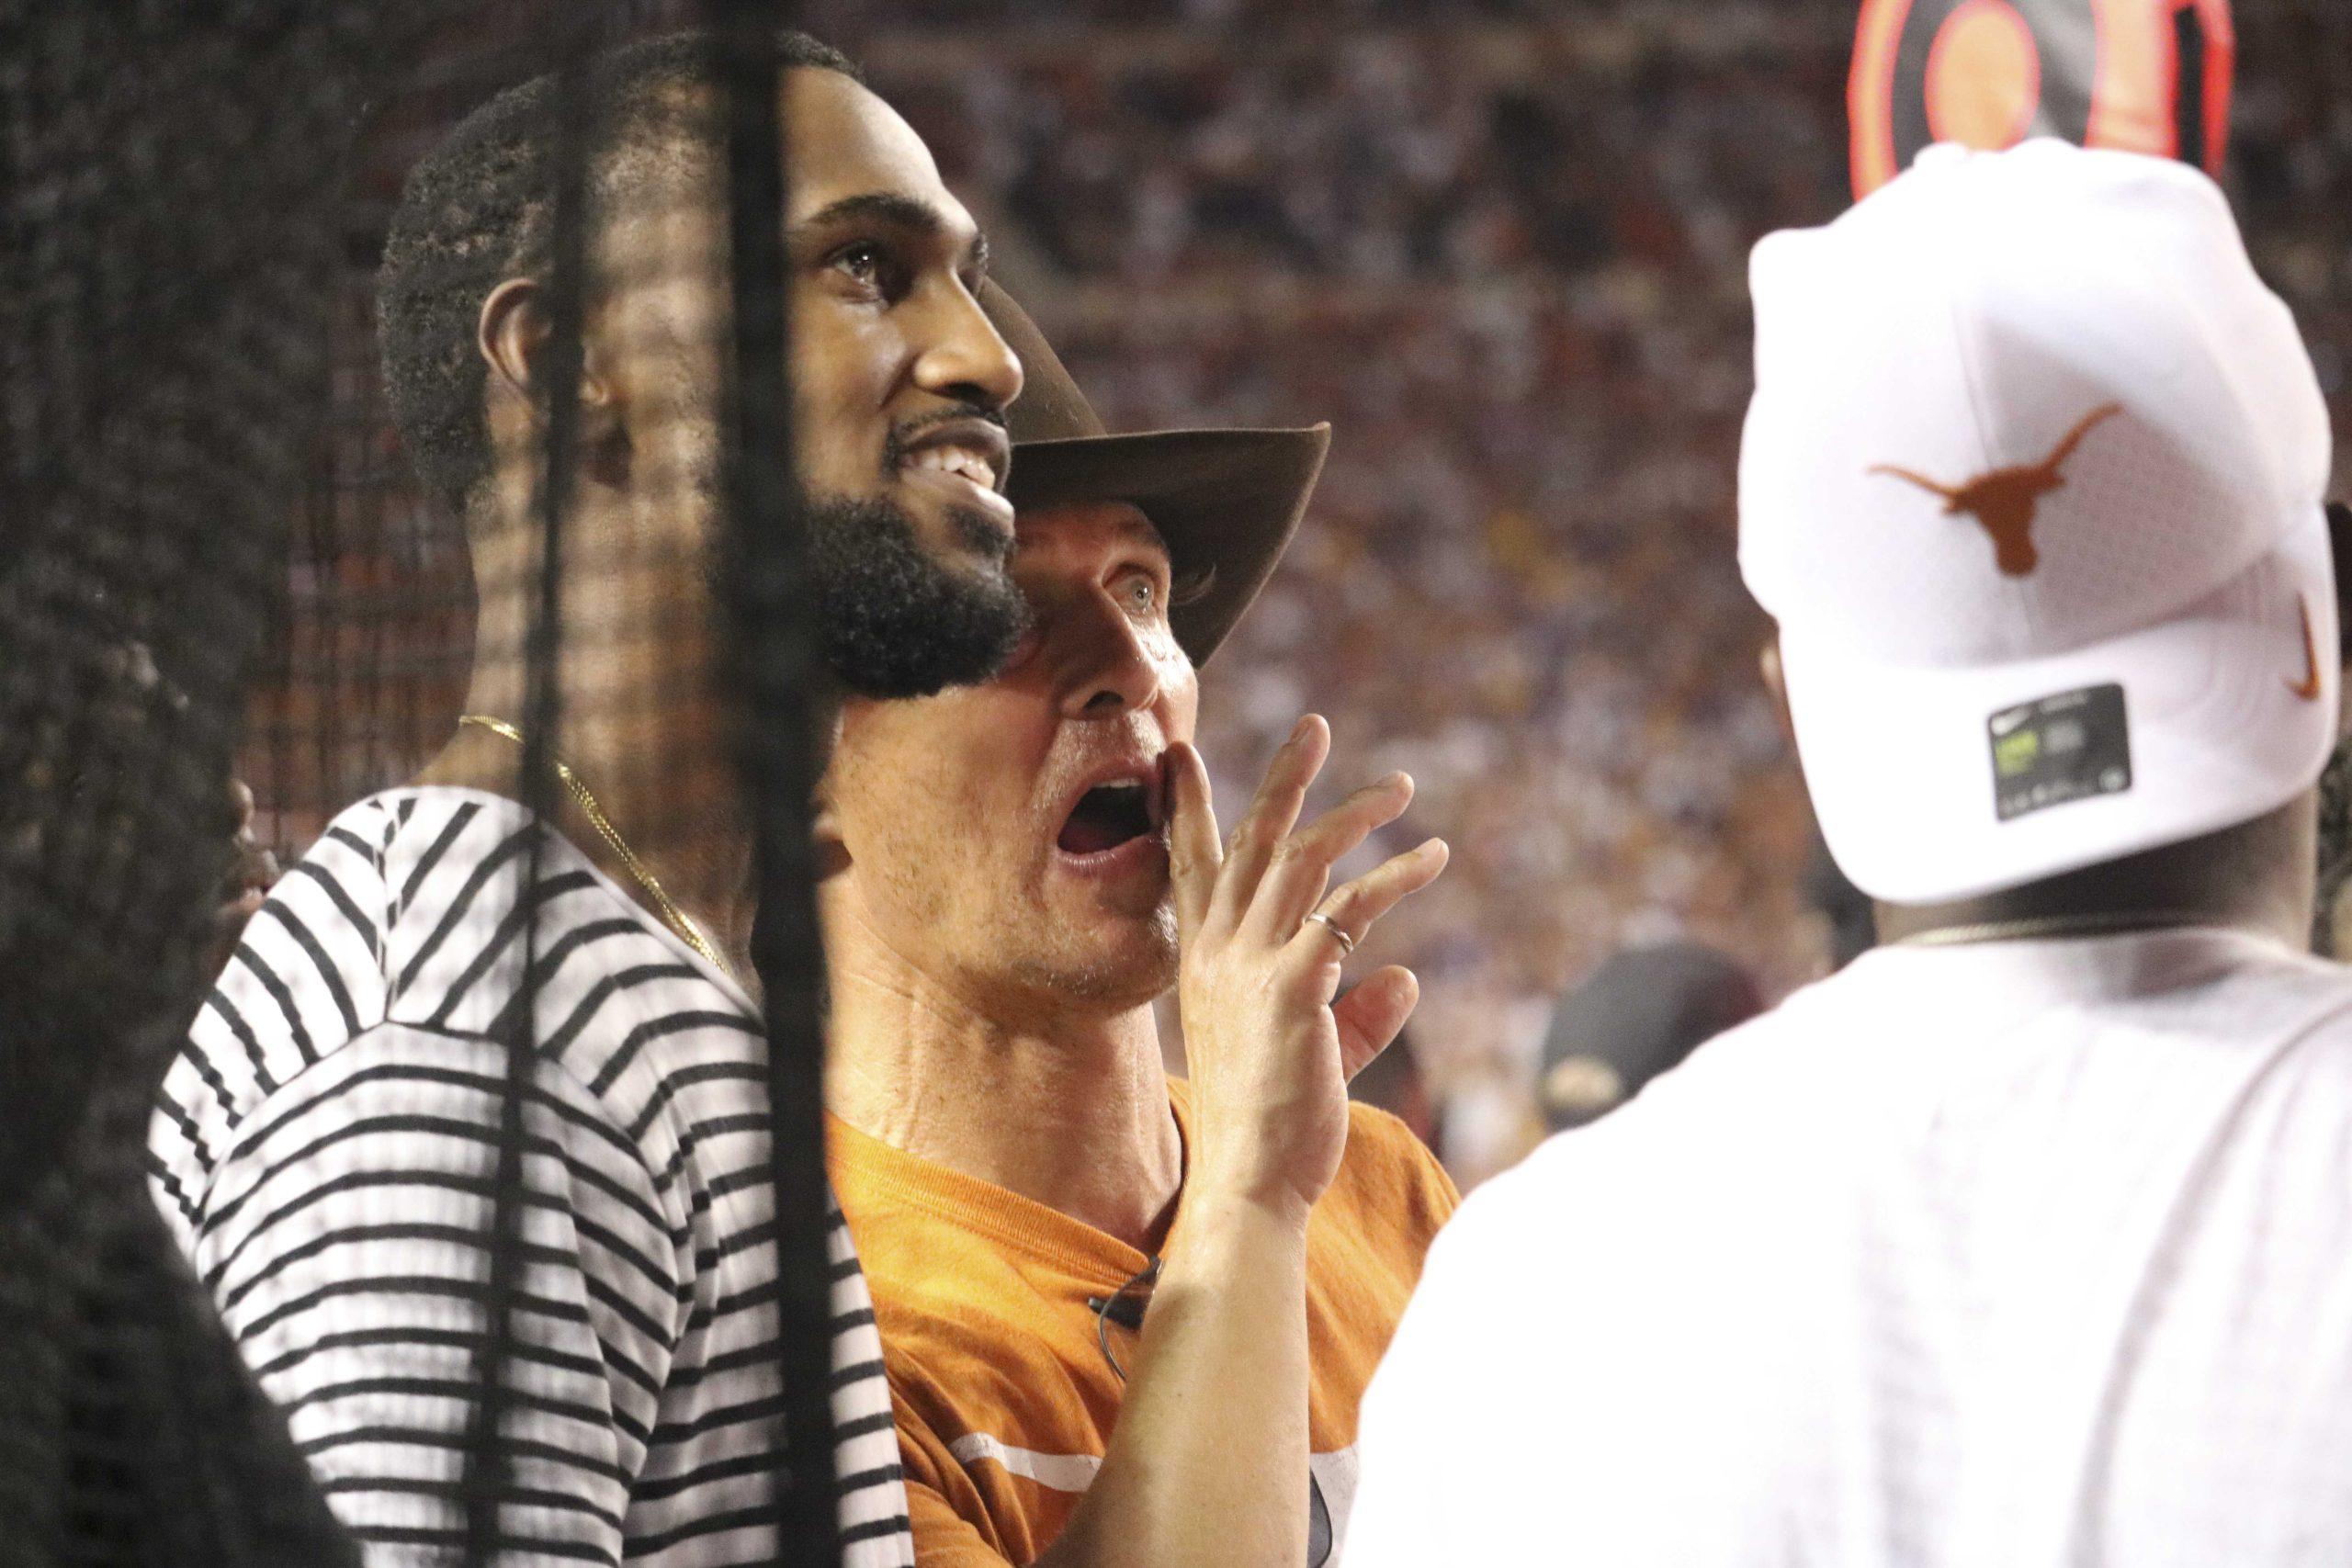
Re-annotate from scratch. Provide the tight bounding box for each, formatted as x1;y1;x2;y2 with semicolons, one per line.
1002;894;1182;1010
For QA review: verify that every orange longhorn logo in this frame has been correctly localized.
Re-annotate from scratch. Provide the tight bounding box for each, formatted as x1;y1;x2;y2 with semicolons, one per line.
2290;595;2324;703
1869;403;2125;577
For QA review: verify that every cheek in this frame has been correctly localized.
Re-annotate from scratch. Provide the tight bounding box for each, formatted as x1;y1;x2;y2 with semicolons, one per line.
1159;655;1201;739
840;715;1033;899
839;770;956;931
790;300;902;486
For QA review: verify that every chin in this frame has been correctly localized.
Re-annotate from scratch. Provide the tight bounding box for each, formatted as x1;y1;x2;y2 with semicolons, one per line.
1012;914;1179;1010
942;501;1017;569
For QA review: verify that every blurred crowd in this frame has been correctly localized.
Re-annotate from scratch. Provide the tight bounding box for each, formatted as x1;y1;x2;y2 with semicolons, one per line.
859;3;2351;1179
258;2;2352;1184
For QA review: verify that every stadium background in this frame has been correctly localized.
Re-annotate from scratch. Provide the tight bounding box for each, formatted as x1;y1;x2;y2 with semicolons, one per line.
250;0;2351;1184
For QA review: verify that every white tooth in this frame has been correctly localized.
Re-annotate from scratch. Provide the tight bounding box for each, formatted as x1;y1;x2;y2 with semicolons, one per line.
917;446;1000;490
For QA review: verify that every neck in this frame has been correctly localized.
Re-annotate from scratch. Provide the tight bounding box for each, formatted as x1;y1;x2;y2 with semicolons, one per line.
1876;795;2318;953
822;897;1183;1252
417;601;763;986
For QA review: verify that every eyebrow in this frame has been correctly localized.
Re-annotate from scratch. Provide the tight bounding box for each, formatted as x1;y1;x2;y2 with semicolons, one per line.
1107;508;1173;564
790;192;989;272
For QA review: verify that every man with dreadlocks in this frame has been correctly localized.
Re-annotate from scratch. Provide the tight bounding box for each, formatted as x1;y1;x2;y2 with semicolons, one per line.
149;29;1029;1566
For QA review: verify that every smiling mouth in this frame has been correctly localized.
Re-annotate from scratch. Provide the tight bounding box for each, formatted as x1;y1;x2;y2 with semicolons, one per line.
906;444;999;491
891;412;1012;513
896;434;1016;535
1057;781;1158;857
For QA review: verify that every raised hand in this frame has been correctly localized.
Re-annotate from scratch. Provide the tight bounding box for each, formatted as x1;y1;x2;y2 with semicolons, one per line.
1165;715;1447;1223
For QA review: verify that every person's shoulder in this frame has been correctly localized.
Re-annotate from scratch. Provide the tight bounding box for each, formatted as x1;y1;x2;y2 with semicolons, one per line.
1453;999;1822;1247
2061;932;2352;1079
1341;1098;1438;1167
2210;944;2352;1077
155;790;546;1178
829;1119;1086;1349
221;785;517;978
277;784;496;887
1574;981;1826;1132
266;788;411;919
160;795;423;1156
1339;1100;1450;1191
359;784;536;885
1332;1100;1459;1235
2215;939;2352;1014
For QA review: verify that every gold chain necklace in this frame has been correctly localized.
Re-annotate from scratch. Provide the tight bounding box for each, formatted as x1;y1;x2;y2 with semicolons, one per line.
458;714;734;981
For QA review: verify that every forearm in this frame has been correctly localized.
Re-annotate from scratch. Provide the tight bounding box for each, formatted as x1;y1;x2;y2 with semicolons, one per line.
1033;722;1442;1568
1034;1190;1313;1568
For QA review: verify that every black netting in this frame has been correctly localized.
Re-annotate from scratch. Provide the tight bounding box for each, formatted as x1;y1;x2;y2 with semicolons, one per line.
3;5;846;1564
1;4;388;1563
7;3;2346;1565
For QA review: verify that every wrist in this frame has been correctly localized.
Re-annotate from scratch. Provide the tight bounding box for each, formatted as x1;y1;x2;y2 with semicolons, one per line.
1173;1168;1316;1245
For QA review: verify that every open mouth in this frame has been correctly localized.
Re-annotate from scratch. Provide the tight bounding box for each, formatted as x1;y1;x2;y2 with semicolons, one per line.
1057;779;1159;858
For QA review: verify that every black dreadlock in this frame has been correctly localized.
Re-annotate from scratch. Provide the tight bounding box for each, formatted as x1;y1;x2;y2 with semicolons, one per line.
1;1;384;1560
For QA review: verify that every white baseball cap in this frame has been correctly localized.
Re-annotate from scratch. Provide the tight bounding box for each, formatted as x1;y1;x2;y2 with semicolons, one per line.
1740;140;2337;906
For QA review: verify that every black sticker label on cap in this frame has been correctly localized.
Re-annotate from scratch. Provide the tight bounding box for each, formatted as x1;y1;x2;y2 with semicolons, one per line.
1988;683;2131;822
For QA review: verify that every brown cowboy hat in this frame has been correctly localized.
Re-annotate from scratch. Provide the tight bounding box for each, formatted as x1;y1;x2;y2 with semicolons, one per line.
978;278;1330;666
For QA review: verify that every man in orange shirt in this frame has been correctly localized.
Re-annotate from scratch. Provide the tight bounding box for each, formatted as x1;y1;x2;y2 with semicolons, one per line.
817;282;1458;1568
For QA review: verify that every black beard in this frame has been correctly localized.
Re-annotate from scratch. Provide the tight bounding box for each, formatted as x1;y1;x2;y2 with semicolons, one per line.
804;492;1030;700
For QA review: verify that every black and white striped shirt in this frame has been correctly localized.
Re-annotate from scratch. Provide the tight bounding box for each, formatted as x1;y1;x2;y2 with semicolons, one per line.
149;787;913;1566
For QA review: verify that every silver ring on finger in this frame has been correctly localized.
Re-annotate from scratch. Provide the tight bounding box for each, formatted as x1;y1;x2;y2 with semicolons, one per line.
1303;909;1357;957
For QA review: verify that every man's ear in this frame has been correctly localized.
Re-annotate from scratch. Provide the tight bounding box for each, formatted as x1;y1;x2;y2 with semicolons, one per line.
810;794;852;881
476;277;620;446
479;277;547;404
1759;633;1796;747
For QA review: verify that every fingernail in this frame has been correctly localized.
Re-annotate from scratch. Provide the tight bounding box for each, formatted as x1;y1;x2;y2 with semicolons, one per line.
1290;716;1314;743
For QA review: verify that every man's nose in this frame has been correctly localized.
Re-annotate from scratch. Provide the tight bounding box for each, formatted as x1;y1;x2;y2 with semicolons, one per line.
910;280;1023;412
1060;600;1165;720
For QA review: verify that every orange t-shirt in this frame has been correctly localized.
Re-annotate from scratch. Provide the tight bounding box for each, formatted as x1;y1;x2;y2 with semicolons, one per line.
827;1079;1459;1568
